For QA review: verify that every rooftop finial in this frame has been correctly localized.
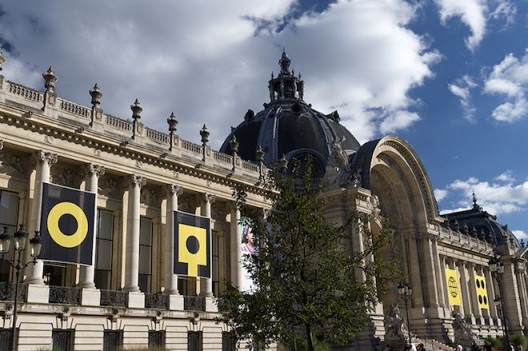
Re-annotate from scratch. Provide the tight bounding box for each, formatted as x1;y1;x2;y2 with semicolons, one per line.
279;49;291;75
472;190;481;211
0;49;5;72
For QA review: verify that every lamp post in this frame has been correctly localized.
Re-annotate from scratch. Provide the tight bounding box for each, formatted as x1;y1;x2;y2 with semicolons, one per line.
0;225;42;351
488;255;511;351
398;282;413;344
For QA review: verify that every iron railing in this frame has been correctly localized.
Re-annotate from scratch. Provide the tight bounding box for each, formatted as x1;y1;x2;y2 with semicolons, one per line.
100;290;128;307
184;296;205;312
49;286;81;305
0;282;27;302
145;293;169;310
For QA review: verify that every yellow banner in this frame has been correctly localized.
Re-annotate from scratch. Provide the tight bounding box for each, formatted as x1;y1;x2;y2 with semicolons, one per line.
475;275;489;310
445;268;461;306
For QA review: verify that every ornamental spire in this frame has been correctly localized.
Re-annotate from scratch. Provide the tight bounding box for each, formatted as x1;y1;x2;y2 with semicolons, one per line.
268;50;304;102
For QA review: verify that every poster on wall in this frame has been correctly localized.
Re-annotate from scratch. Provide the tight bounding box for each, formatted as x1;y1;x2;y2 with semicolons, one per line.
39;183;96;265
445;268;461;306
239;217;257;292
174;211;211;278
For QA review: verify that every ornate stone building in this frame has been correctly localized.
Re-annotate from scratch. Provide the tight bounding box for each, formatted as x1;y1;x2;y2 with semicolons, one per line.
0;49;527;350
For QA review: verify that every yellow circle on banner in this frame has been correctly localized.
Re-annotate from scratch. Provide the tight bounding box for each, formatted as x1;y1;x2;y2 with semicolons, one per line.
47;202;89;248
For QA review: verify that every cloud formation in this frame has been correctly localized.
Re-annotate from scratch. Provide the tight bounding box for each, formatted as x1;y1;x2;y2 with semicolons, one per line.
436;170;528;216
448;75;477;121
0;0;439;147
434;0;517;51
483;50;528;122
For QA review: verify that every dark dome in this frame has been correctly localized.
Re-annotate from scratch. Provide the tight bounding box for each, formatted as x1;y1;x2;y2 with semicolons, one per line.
220;51;361;178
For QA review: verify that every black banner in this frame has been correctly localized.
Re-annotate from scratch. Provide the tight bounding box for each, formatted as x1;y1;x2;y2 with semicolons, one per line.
174;211;211;278
39;183;96;265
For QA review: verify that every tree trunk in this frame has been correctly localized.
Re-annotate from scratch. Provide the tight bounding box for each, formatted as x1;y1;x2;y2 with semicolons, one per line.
306;323;315;351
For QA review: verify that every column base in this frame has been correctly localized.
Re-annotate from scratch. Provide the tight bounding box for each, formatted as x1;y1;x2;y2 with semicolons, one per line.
26;284;49;304
80;288;100;306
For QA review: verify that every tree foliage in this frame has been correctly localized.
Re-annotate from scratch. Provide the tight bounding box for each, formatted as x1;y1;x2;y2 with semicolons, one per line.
219;158;396;350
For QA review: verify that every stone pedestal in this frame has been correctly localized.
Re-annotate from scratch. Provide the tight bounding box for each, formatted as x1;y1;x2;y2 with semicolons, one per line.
168;294;184;311
26;284;49;304
205;296;218;313
127;291;145;308
81;288;100;306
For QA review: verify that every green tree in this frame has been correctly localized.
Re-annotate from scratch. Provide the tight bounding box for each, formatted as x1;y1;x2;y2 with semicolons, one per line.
219;158;395;351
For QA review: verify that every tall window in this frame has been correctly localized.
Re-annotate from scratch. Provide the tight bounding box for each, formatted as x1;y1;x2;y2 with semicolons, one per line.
52;329;74;351
212;231;219;296
0;190;19;283
95;209;114;290
148;330;165;348
139;217;153;293
103;330;123;351
188;331;203;351
0;329;13;351
222;331;236;351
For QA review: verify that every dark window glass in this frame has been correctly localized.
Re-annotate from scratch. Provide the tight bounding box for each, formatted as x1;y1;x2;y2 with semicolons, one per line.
222;331;236;351
148;330;165;347
95;209;114;289
103;330;123;351
0;329;13;351
52;329;74;351
139;217;152;293
188;331;203;351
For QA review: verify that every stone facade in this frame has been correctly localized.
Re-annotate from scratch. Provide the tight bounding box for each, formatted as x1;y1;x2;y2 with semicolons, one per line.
1;50;528;351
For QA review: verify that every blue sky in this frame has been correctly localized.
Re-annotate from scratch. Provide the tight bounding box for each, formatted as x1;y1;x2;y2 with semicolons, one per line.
1;0;527;238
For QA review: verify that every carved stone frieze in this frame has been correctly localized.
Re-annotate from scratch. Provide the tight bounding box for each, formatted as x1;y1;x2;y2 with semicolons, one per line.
212;202;230;221
0;150;28;175
51;165;81;188
179;193;199;213
140;185;161;207
99;176;121;198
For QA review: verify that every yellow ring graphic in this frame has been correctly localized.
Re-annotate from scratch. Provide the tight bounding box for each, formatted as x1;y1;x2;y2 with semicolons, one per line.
47;202;89;248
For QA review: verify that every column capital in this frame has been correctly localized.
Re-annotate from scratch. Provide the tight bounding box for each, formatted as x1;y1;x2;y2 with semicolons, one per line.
128;174;147;188
0;140;3;150
165;184;183;196
85;163;106;177
204;193;215;204
34;150;58;166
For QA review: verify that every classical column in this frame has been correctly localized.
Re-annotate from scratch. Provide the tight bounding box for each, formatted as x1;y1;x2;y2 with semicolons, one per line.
230;204;243;288
123;174;146;292
467;263;482;321
199;193;214;297
485;267;498;321
422;233;440;308
439;255;448;308
26;151;57;284
78;164;105;288
458;261;472;317
165;184;182;294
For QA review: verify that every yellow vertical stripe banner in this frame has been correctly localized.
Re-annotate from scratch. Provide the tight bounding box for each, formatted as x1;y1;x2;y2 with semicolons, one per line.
445;268;461;306
475;275;489;310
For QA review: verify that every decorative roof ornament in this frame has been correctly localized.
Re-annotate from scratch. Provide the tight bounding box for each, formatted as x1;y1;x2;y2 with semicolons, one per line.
279;49;291;75
43;66;58;94
130;99;142;139
472;191;482;211
0;49;5;71
89;83;103;127
167;112;178;151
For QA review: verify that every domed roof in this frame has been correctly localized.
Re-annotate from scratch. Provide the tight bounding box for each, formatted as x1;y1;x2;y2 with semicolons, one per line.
443;193;520;249
220;51;361;178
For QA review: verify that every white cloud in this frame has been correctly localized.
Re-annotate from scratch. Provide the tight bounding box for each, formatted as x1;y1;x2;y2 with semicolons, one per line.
379;110;421;134
434;0;487;51
513;230;528;241
434;189;448;202
0;0;439;147
494;170;515;183
448;75;477;121
483;51;528;122
434;0;517;51
438;172;528;216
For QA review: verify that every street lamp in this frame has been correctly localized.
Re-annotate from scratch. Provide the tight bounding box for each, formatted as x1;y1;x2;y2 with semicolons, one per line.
398;282;413;344
0;225;42;351
488;255;511;351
